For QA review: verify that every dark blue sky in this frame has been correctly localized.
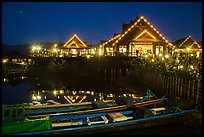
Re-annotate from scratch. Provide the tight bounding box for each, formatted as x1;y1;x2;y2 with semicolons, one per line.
2;2;202;46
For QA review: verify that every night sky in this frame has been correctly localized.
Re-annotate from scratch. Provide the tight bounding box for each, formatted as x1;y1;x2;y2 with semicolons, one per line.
2;2;202;46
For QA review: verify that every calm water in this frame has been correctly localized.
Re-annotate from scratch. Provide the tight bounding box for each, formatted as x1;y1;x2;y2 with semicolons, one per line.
2;77;201;135
2;82;31;104
2;78;138;105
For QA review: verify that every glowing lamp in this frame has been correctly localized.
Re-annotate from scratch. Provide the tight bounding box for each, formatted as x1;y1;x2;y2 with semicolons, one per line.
165;55;169;58
53;48;57;52
32;95;37;100
3;59;7;63
32;47;36;50
190;65;194;69
37;95;41;100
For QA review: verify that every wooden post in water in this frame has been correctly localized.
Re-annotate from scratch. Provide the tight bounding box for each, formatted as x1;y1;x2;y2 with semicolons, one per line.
196;79;200;104
161;75;164;94
119;68;121;78
111;68;113;81
168;76;171;96
151;72;154;90
166;76;169;96
169;76;172;96
171;76;173;96
183;78;187;99
177;77;181;97
162;75;165;95
191;79;195;99
154;73;157;94
115;67;119;80
171;76;174;96
172;76;175;97
187;79;191;98
159;74;162;95
174;76;177;97
104;68;107;82
164;75;167;95
180;78;183;98
113;67;116;80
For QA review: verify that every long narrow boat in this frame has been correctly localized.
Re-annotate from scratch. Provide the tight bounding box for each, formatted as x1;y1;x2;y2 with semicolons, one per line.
8;106;198;135
2;90;160;118
2;116;52;135
22;90;166;117
24;97;165;118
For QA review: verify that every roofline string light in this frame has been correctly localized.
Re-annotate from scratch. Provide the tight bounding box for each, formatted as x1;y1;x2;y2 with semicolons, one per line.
67;41;80;48
63;34;87;48
178;36;201;49
112;16;173;47
100;34;121;47
179;36;191;48
135;29;156;39
190;41;201;49
190;37;201;48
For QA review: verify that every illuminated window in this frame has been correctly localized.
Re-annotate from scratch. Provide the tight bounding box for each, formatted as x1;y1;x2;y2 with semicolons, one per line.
106;47;113;52
156;48;159;55
71;49;77;54
119;46;127;53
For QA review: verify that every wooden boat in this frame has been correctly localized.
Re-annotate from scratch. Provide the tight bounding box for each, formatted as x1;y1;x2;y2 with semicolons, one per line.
2;100;114;118
8;106;198;135
24;97;165;117
22;90;166;117
2;116;52;135
3;90;161;118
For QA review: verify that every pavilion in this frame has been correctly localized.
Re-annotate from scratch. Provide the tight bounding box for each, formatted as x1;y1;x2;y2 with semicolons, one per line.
173;36;202;57
58;34;96;57
100;16;173;57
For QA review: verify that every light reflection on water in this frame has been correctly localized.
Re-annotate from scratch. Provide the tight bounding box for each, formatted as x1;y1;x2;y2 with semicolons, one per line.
30;89;140;106
2;81;142;105
2;72;145;105
2;77;201;135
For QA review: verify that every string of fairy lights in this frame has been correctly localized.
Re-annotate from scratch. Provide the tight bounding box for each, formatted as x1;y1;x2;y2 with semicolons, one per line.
178;36;201;49
64;34;87;48
109;16;173;47
135;30;156;40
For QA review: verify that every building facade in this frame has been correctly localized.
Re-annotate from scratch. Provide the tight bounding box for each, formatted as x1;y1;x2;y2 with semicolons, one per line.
30;34;96;57
59;34;95;57
173;36;202;58
29;15;201;58
100;16;173;57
